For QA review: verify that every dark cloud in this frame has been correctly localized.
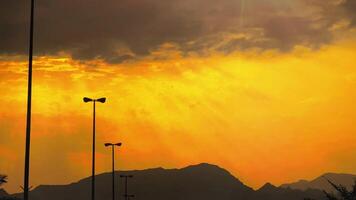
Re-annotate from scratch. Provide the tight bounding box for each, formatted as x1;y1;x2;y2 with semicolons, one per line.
0;0;354;62
343;0;356;25
302;0;356;27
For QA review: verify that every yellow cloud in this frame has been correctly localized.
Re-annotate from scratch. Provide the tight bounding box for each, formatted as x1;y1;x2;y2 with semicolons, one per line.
0;38;356;193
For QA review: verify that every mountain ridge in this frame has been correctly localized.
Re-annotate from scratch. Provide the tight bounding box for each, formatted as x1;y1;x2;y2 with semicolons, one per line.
281;172;356;192
8;163;328;200
12;163;254;200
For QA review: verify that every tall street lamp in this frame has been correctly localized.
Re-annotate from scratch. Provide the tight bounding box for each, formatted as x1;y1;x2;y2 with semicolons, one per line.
83;97;106;200
120;175;133;200
24;0;35;199
104;142;122;200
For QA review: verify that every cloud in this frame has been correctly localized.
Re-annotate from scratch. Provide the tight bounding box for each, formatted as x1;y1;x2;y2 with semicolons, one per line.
0;0;354;62
343;0;356;25
1;38;356;192
302;0;356;26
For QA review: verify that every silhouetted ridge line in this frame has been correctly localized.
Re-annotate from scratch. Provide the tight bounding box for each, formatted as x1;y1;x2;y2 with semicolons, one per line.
258;183;278;192
10;163;326;200
281;172;356;192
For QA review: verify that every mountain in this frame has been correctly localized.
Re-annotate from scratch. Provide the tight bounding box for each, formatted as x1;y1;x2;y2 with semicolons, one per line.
258;182;279;193
255;183;323;200
281;173;356;192
11;163;324;200
12;163;254;200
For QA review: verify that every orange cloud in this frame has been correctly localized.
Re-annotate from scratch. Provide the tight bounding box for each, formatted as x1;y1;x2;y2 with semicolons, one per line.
0;38;356;193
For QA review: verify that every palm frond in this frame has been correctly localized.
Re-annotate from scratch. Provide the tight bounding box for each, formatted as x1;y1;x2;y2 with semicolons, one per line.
0;174;8;186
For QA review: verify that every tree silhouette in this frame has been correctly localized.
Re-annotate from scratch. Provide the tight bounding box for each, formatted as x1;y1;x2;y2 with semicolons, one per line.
305;179;356;200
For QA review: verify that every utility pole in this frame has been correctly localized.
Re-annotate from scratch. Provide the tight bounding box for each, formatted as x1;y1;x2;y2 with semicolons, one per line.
24;0;35;199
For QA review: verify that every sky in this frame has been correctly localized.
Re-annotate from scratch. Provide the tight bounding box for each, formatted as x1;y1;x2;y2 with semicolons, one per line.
0;0;356;193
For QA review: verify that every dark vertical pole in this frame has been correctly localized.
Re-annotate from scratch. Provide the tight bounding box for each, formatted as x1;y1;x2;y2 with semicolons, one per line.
125;177;128;200
24;0;35;200
92;101;96;200
112;145;115;200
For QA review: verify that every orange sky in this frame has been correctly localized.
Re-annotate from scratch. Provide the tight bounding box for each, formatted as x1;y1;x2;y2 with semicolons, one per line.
1;34;356;193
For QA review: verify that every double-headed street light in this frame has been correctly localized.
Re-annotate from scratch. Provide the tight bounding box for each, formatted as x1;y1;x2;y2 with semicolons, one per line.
83;97;106;200
120;175;134;200
83;97;106;103
104;142;122;200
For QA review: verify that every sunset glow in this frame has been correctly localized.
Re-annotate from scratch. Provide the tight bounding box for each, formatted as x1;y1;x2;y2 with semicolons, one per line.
1;0;356;195
1;37;356;192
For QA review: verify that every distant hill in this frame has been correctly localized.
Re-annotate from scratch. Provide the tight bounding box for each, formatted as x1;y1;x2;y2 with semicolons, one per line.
281;173;356;192
11;163;324;200
12;163;254;200
255;182;323;200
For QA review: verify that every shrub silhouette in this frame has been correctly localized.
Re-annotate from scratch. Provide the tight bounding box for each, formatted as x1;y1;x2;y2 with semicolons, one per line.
0;174;20;200
0;175;7;186
305;179;356;200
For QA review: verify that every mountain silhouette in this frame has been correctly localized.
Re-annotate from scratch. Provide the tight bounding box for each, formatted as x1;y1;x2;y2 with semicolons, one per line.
281;173;356;192
255;182;323;200
11;163;324;200
258;182;279;192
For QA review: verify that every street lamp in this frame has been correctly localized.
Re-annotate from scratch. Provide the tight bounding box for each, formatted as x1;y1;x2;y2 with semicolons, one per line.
104;142;122;200
24;0;35;199
83;97;106;200
120;175;134;200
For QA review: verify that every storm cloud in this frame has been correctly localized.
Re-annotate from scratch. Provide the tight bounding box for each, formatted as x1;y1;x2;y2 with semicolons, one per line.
0;0;354;62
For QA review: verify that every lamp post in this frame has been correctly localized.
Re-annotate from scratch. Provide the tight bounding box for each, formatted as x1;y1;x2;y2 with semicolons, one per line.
120;175;133;200
104;142;122;200
83;97;106;200
24;0;35;199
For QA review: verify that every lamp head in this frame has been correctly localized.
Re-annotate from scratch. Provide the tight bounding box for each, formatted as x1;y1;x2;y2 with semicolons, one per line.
96;97;106;103
114;143;122;146
83;97;93;103
104;143;112;147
